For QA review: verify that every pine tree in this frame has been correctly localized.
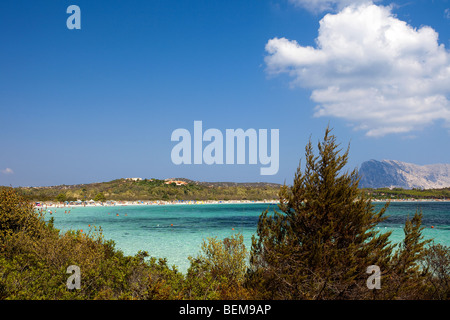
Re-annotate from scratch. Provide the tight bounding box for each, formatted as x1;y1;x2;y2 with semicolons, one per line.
248;127;396;299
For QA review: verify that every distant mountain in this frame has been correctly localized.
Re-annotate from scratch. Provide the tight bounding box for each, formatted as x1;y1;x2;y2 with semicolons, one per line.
359;160;450;189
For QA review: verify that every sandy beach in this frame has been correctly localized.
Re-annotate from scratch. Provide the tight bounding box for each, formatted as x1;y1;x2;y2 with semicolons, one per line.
34;197;450;209
35;199;279;209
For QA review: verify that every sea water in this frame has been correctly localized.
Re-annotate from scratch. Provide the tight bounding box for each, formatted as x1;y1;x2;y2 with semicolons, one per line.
45;202;450;273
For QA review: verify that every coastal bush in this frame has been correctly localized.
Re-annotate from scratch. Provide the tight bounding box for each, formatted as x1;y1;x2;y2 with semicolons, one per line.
421;242;450;299
184;234;252;300
145;257;185;300
0;187;164;299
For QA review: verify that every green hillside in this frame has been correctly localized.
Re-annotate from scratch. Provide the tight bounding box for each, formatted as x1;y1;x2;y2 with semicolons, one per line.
14;178;281;202
362;187;450;200
8;178;450;202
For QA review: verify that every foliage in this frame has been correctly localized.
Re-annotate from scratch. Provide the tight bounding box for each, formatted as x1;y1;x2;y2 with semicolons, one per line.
56;193;66;202
0;187;251;300
13;179;280;202
363;187;450;200
1;128;449;300
373;210;432;299
421;242;450;299
94;192;106;203
247;127;437;300
0;187;173;299
184;234;251;300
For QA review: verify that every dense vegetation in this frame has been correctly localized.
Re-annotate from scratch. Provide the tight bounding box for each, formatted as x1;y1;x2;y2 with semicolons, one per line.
363;187;450;200
10;178;450;204
247;128;449;299
1;128;449;300
15;179;280;202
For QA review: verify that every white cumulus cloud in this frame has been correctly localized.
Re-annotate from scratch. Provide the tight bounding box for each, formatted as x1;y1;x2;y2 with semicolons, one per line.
265;2;450;137
1;168;14;175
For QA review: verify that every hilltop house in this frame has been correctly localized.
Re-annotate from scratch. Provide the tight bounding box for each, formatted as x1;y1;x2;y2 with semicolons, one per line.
164;179;188;186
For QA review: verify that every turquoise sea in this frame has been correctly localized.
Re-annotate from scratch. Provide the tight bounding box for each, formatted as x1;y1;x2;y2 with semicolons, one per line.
45;202;450;273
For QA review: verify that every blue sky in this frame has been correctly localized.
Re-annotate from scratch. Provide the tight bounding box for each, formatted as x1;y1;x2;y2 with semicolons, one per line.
1;0;450;186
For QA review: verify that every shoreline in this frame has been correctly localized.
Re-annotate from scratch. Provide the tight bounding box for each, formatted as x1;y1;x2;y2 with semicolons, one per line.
35;199;279;208
34;198;450;208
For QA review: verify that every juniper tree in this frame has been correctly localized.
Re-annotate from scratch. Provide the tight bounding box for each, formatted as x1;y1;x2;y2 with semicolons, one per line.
381;211;432;299
248;127;396;299
94;192;106;202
